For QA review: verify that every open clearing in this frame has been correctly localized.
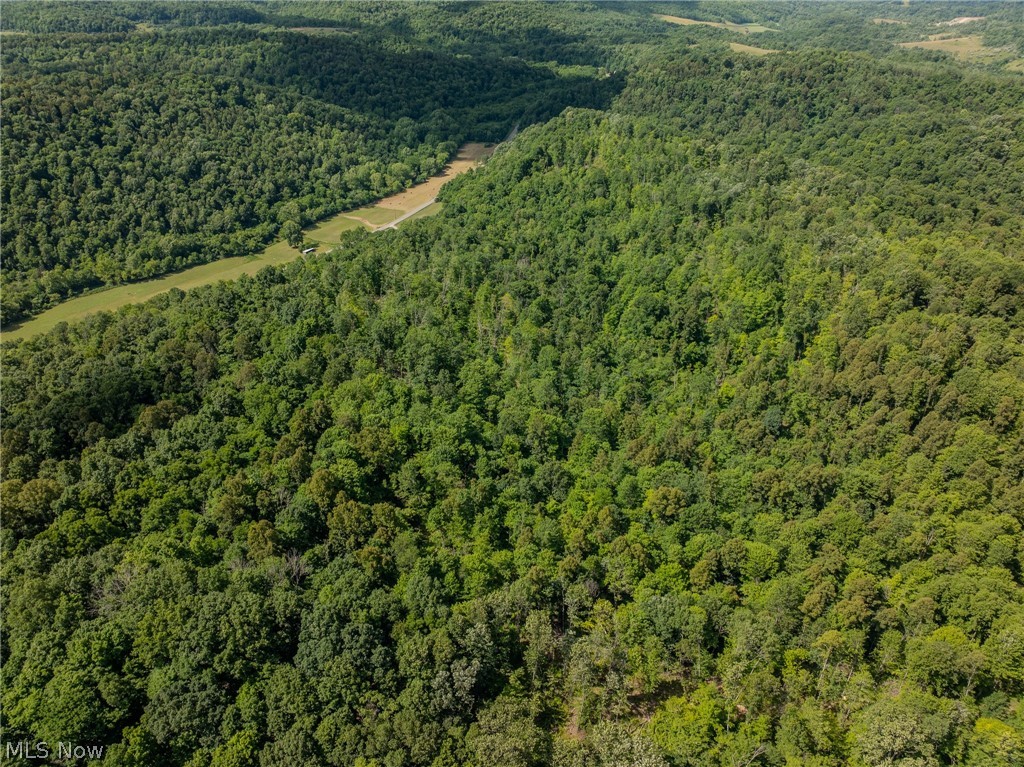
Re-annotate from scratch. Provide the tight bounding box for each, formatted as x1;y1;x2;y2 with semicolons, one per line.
376;142;491;210
0;247;303;341
4;143;494;342
403;202;444;223
303;215;365;243
337;206;403;227
304;142;493;241
655;14;776;34
898;34;1005;62
729;42;780;56
938;17;985;27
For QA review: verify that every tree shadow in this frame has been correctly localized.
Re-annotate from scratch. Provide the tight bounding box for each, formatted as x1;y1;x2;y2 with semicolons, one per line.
242;29;623;142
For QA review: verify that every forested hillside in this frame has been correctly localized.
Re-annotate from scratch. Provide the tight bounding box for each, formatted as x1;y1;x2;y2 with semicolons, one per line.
2;3;1024;767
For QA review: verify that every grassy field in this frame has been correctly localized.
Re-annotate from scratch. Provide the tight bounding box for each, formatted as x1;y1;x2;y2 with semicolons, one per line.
4;143;495;342
338;205;403;227
898;34;1006;62
655;14;776;34
729;42;780;56
403;201;443;223
2;247;304;341
305;215;365;243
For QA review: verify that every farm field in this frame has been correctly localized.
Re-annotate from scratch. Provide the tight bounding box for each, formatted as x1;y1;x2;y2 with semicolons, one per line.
728;41;780;55
306;142;494;241
3;143;493;341
898;33;1005;61
0;247;302;341
375;142;492;212
303;214;366;243
655;14;776;34
334;205;403;228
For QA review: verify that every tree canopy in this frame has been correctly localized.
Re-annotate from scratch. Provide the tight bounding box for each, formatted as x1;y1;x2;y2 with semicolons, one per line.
2;2;1023;766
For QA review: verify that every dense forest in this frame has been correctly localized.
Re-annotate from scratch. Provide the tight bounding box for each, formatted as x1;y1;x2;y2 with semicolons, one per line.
2;2;1024;767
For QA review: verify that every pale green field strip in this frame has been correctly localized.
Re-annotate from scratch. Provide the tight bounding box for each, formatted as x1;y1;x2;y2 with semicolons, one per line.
2;245;302;341
403;202;444;223
898;34;1015;64
655;14;777;34
729;42;781;56
4;144;493;342
340;205;403;227
305;214;367;243
5;215;376;343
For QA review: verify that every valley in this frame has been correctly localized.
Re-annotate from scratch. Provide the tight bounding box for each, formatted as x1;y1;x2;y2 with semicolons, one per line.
3;142;494;341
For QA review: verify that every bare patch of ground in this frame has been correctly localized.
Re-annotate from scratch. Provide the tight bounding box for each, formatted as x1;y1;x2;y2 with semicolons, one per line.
938;17;985;27
375;143;493;211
